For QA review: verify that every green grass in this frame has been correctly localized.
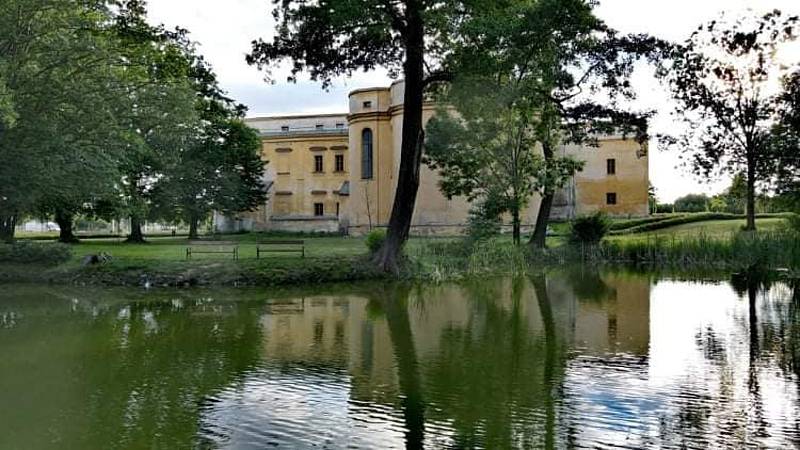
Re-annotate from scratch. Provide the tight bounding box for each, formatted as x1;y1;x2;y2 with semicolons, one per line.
607;218;786;242
5;214;797;286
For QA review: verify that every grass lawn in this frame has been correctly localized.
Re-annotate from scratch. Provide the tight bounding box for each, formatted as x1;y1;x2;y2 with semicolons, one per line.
12;215;793;264
606;217;787;242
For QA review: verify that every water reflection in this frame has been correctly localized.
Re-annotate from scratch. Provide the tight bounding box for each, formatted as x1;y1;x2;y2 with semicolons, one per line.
1;272;799;449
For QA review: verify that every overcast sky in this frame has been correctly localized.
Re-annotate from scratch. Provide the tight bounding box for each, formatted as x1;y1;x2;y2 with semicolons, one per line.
147;0;800;202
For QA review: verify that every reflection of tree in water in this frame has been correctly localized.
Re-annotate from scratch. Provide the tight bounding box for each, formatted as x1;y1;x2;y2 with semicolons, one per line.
565;267;617;303
413;276;567;449
660;270;798;447
370;284;427;449
0;290;264;449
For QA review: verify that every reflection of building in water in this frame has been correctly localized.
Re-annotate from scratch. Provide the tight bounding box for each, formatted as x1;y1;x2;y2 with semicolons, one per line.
547;272;651;356
259;274;652;404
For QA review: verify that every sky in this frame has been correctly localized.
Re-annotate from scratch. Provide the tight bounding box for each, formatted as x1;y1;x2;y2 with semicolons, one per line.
146;0;800;202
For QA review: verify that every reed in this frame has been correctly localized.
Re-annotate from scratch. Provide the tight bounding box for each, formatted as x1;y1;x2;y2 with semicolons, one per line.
568;230;800;270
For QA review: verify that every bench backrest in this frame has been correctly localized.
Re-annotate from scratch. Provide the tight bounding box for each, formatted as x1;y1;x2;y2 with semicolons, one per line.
257;240;304;245
188;240;238;246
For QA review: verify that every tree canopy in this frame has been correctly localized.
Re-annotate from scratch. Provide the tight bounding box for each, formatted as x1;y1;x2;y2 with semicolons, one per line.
661;10;799;230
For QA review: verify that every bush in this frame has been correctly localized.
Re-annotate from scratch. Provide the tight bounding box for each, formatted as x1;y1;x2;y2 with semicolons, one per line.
787;213;800;232
365;229;387;254
570;213;611;244
465;202;501;244
0;241;72;265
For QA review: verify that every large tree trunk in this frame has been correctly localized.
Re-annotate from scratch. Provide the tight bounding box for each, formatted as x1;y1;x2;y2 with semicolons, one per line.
0;214;17;243
374;2;425;274
54;209;79;244
188;215;199;240
530;142;556;249
745;157;757;231
126;216;145;243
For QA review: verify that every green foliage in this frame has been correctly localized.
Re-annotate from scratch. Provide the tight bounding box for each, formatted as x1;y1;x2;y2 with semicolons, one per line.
608;215;678;231
660;11;799;230
465;202;502;245
654;203;675;214
366;229;387;255
610;212;791;235
569;213;611;244
787;213;800;232
581;230;800;271
674;194;709;213
0;241;71;265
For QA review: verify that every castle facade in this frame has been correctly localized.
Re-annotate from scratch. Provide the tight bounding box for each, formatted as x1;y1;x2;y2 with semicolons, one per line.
218;81;649;235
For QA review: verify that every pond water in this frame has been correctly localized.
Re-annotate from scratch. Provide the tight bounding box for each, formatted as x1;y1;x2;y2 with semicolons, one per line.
1;270;799;449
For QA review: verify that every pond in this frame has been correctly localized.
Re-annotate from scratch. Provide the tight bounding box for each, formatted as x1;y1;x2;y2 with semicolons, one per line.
1;270;799;449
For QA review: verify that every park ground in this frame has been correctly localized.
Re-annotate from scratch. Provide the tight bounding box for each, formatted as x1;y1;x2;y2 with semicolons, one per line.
2;215;794;286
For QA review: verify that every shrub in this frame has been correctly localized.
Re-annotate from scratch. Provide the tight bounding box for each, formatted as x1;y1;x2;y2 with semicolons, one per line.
787;213;800;232
0;241;72;265
365;229;387;254
570;213;611;244
465;202;501;244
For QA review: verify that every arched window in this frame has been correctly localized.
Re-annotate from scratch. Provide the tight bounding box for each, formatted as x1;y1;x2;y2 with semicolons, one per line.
361;128;374;179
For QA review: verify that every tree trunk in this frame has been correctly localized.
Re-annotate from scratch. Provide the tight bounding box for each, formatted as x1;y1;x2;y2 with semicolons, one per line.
126;216;145;243
374;3;425;274
512;206;521;246
0;214;17;243
54;209;79;244
530;142;556;249
188;215;199;240
745;158;757;231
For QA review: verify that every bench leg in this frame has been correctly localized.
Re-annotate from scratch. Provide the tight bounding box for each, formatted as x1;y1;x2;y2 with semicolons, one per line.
186;248;190;261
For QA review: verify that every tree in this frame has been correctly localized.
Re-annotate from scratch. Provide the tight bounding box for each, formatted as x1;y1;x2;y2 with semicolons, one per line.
661;10;799;231
673;193;710;213
247;0;472;272
111;3;201;242
773;70;800;210
424;83;579;245
438;0;659;249
0;0;137;243
153;119;267;240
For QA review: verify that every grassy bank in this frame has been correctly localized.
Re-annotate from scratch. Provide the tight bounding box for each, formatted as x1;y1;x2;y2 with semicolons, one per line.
550;230;800;272
3;216;798;286
0;256;386;287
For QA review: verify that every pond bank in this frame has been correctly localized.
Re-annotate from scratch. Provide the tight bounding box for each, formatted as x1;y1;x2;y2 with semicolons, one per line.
0;256;387;287
3;229;800;287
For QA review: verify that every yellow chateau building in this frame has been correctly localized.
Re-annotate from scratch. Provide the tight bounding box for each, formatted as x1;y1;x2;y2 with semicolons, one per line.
221;81;649;234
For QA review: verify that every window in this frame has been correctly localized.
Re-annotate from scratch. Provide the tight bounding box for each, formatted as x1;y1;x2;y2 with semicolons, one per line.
607;158;616;175
606;193;617;205
315;124;324;130
363;101;373;108
335;154;345;172
361;128;374;179
314;203;324;217
336;202;340;217
314;155;324;173
335;123;345;129
281;125;289;132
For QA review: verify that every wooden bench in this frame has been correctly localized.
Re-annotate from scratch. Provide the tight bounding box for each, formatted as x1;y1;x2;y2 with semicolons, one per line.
185;241;239;260
256;240;305;259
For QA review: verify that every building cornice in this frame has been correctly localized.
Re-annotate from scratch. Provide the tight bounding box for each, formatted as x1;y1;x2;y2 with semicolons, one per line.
246;112;347;121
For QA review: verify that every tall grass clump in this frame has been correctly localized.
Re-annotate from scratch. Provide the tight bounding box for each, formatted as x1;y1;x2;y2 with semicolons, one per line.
582;230;800;270
404;237;530;282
